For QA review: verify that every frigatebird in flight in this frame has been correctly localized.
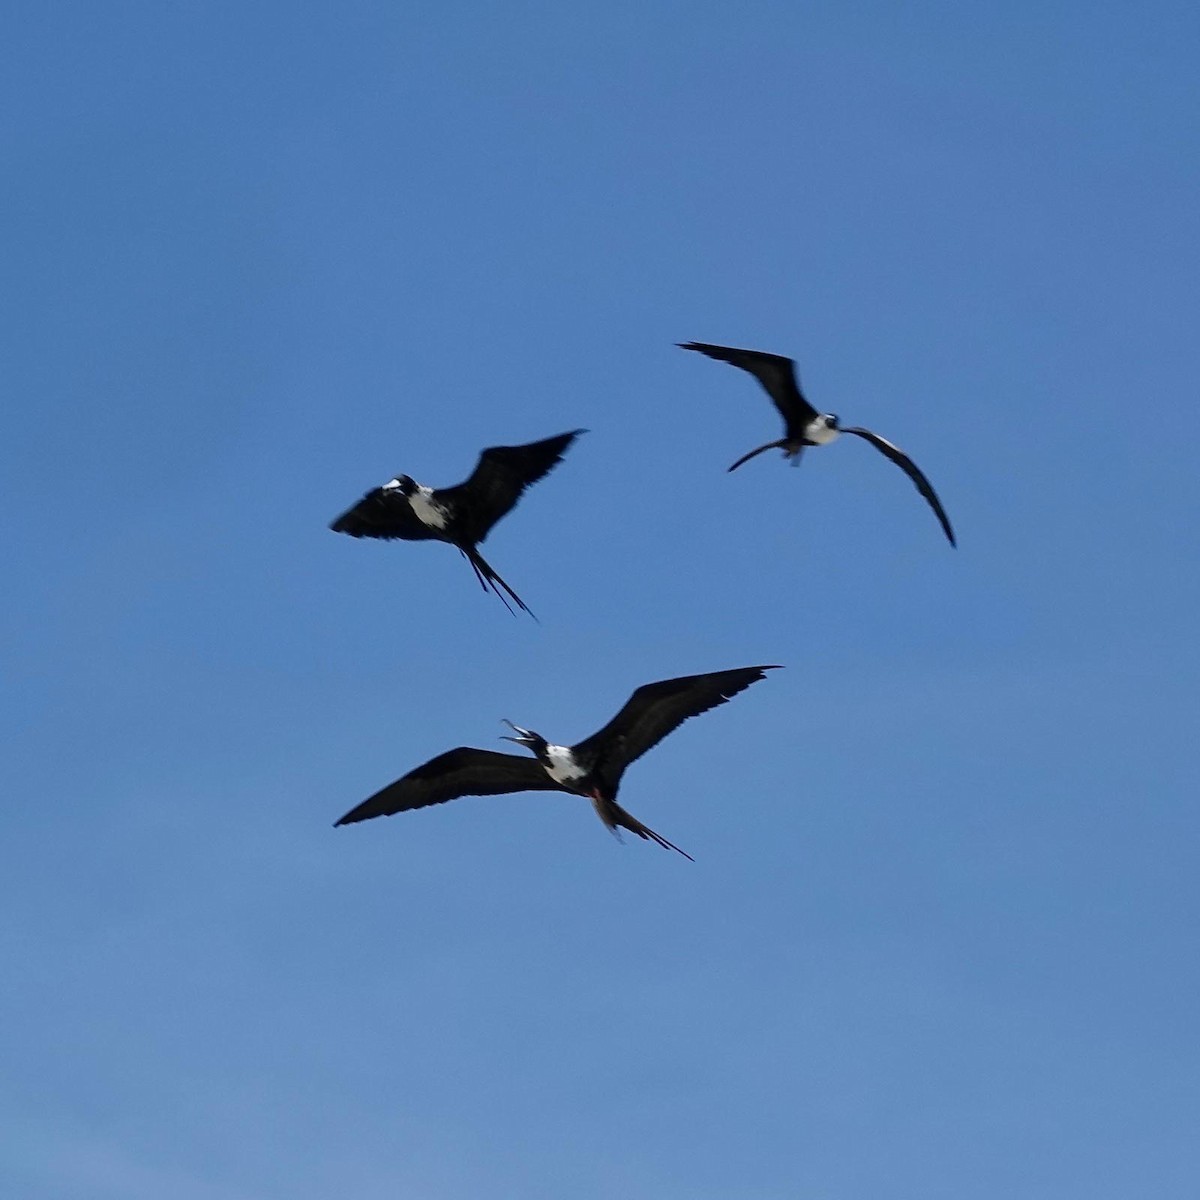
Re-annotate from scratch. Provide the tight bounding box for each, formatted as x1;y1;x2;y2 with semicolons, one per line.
330;429;585;616
334;665;781;859
679;341;956;546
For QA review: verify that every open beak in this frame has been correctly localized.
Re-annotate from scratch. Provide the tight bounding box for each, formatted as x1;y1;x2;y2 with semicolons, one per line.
500;719;535;745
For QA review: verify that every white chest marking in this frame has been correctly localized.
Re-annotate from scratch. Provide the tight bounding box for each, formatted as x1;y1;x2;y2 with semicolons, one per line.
409;485;449;530
544;744;586;785
804;415;840;446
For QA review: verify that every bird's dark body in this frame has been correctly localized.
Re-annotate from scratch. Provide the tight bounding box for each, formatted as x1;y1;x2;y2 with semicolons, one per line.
330;429;585;614
334;665;781;860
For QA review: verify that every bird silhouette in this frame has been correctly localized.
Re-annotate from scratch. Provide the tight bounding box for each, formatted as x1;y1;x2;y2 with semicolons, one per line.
334;665;782;860
330;429;586;616
680;341;955;546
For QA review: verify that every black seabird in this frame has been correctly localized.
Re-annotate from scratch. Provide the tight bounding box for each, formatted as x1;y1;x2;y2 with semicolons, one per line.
679;341;956;546
334;665;781;860
330;430;585;616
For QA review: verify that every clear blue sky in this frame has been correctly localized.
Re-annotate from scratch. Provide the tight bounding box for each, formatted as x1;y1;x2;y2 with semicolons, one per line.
3;3;1198;1197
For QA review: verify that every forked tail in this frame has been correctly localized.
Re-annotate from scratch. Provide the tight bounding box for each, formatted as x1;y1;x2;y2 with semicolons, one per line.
462;546;537;620
727;438;795;472
594;793;694;862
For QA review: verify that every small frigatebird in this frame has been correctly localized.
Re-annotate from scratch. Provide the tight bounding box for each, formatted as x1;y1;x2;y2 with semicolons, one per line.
330;430;585;616
679;341;956;546
334;665;781;859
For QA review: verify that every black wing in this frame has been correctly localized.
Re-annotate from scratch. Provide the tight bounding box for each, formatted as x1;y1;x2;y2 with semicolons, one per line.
679;342;818;434
573;666;781;789
334;747;561;826
436;429;585;545
842;427;956;547
329;488;442;541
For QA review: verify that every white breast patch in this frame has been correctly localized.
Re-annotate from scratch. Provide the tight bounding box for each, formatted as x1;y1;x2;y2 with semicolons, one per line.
409;486;449;530
804;415;840;446
544;744;587;785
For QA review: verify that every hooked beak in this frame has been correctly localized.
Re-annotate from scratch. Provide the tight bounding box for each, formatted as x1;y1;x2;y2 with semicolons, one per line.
500;718;535;745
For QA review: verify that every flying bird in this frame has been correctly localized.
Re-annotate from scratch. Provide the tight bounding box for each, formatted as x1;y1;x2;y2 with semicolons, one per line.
334;665;781;859
679;341;956;546
330;429;585;616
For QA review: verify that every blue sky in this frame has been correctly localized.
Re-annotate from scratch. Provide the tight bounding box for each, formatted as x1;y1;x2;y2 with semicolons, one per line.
3;3;1198;1197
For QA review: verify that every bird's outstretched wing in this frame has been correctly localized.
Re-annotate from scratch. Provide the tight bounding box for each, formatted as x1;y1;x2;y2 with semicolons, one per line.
574;666;781;788
329;488;442;541
437;429;586;544
678;342;818;433
842;427;956;547
334;747;560;826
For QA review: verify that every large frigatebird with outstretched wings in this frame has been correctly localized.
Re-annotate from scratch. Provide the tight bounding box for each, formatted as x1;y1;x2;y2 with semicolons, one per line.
334;665;781;860
679;341;955;546
330;429;585;616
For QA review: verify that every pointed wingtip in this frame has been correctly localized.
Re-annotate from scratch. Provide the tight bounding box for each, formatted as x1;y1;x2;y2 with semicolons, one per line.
739;664;783;689
329;511;367;536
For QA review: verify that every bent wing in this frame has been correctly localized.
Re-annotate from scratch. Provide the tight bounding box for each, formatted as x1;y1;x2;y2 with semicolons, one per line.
574;666;781;788
334;747;560;826
843;427;956;547
437;429;585;544
678;342;817;433
329;488;442;541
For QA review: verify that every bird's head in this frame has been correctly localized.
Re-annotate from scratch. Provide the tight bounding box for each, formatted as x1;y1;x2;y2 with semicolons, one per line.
500;720;547;755
822;413;841;431
383;473;417;496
